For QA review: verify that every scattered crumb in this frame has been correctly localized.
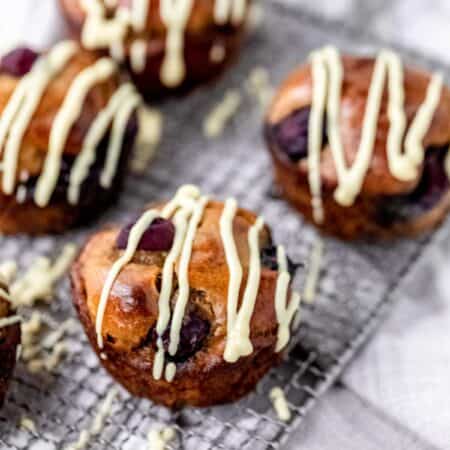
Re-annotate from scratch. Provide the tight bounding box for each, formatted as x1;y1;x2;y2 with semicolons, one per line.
131;106;163;174
19;416;37;433
203;90;242;138
147;426;176;450
303;238;324;304
65;387;118;450
246;67;274;110
10;244;77;307
269;387;291;422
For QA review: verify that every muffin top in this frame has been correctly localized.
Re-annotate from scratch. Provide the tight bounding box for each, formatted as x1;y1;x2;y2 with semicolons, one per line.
267;47;450;205
0;42;140;206
73;185;300;381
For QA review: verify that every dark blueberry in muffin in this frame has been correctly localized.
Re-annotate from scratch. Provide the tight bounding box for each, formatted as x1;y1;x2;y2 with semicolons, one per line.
377;145;450;225
261;245;301;278
117;218;175;251
157;311;210;363
0;47;39;77
267;107;327;162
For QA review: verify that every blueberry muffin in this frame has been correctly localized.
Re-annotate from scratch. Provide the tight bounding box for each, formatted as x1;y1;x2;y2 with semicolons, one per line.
0;42;139;234
71;185;301;407
0;283;21;407
59;0;252;100
265;46;450;240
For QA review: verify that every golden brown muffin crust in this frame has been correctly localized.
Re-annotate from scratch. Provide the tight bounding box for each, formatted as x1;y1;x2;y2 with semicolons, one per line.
71;199;290;407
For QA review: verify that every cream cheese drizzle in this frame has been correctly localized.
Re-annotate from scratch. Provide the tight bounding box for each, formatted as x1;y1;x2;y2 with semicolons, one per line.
308;46;444;220
0;315;22;329
0;41;78;196
130;39;148;73
160;0;195;88
274;246;301;352
96;209;160;348
34;57;117;207
68;83;136;205
214;0;248;26
100;91;141;189
223;216;264;363
131;0;150;32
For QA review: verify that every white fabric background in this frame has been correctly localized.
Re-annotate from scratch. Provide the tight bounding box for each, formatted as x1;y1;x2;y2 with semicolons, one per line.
1;1;450;449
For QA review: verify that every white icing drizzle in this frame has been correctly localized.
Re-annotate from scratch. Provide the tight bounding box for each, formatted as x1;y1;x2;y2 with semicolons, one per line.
131;0;150;32
0;41;78;196
307;46;444;220
445;149;450;180
303;238;324;304
220;198;243;353
68;83;136;205
274;245;301;352
223;217;264;363
65;387;118;450
10;244;77;308
147;426;175;450
160;0;195;87
214;0;248;26
130;39;148;73
0;315;21;329
269;387;291;422
168;195;208;356
97;209;160;348
16;185;27;204
131;106;163;174
204;90;241;138
100;92;141;188
81;0;129;50
34;57;117;207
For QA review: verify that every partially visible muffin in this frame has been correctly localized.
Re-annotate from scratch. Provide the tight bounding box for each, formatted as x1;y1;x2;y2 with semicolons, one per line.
0;43;139;234
0;283;21;407
265;47;450;240
59;0;252;99
71;185;301;407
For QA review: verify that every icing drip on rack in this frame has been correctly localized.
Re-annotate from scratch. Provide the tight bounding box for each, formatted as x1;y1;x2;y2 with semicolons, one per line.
97;185;302;382
307;46;443;222
80;0;249;87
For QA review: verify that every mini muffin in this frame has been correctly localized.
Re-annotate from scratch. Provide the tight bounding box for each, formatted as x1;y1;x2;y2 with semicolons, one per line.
59;0;251;100
0;283;21;407
265;46;450;240
0;43;139;234
71;185;301;408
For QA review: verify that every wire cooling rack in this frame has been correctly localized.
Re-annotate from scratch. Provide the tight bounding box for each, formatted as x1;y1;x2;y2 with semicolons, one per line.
1;2;449;449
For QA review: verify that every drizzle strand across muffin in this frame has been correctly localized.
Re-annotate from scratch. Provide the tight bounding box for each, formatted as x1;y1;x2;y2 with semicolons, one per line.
71;185;302;407
265;46;450;240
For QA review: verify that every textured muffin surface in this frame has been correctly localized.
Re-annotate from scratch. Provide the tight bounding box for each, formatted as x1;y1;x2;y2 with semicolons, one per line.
71;200;290;407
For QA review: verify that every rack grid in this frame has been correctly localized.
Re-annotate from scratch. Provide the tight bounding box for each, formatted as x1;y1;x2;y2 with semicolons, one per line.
0;2;448;449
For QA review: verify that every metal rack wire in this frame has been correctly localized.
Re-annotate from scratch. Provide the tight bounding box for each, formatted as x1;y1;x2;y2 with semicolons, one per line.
0;2;448;449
